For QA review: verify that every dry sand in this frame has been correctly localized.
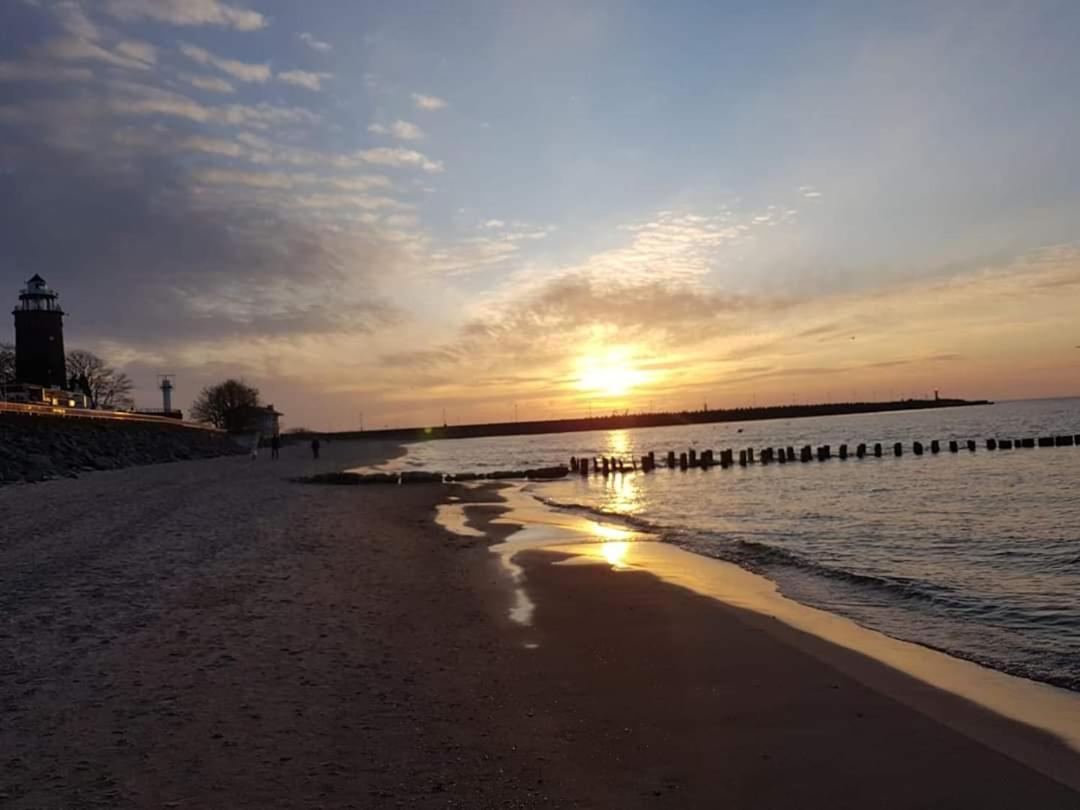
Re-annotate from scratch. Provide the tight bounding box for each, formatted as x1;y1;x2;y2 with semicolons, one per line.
2;441;1078;808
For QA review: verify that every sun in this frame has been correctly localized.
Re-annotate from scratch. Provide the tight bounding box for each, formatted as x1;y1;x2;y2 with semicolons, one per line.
577;349;649;397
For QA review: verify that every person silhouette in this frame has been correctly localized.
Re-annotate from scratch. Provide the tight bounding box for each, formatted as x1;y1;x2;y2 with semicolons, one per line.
271;434;281;460
311;437;320;459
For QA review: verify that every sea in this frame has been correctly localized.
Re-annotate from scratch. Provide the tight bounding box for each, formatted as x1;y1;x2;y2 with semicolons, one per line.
362;398;1080;692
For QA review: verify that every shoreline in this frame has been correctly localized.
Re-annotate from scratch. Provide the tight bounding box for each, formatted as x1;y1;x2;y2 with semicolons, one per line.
441;481;1080;794
3;440;1078;806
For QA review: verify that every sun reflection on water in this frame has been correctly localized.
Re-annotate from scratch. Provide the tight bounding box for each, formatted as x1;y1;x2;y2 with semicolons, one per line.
601;467;645;517
606;429;631;457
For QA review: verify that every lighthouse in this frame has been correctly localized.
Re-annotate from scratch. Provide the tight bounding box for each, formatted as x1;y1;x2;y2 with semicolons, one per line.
13;274;67;388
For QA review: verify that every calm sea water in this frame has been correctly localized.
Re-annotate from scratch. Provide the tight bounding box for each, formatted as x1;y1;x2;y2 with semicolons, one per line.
369;399;1080;691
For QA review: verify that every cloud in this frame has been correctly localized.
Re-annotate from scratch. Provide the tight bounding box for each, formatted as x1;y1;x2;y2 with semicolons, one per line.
299;32;332;53
184;73;234;93
799;185;823;198
179;42;270;83
411;92;448;110
0;140;404;353
41;36;153;70
193;168;295;189
53;3;103;40
356;146;443;173
115;40;157;65
177;135;245;158
95;83;321;129
481;219;505;229
188;168;397;199
277;70;332;91
0;61;94;82
103;0;267;31
379;274;761;379
368;120;424;141
583;210;764;285
292;193;412;212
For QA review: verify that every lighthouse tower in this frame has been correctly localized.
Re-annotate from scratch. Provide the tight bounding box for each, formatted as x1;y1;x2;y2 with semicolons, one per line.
13;274;67;388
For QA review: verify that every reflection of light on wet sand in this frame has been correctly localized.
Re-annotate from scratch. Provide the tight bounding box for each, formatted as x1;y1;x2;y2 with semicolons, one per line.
557;538;632;570
432;488;537;624
601;541;629;568
486;486;654;625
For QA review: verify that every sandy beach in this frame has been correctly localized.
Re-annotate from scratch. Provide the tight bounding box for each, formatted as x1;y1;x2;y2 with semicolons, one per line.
2;440;1079;808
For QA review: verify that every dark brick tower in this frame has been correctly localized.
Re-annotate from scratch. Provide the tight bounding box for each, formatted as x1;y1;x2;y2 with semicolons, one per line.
13;274;66;388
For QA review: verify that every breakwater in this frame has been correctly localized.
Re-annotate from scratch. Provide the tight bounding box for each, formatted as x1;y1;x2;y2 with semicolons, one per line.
300;431;1079;486
0;412;244;484
316;397;990;443
298;466;570;486
578;432;1079;474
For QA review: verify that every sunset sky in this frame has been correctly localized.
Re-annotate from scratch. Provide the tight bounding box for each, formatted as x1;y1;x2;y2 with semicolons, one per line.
2;0;1079;429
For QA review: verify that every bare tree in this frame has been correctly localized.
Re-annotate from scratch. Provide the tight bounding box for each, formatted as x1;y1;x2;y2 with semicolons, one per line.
0;342;14;386
190;379;260;432
66;349;135;409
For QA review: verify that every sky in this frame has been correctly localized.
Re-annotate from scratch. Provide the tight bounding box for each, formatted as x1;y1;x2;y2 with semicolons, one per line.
2;0;1079;430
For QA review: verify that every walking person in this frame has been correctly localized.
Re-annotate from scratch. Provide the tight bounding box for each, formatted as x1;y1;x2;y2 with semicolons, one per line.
249;432;261;462
271;434;281;460
311;437;320;460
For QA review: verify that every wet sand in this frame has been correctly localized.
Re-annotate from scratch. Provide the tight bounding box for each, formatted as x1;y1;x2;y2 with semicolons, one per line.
2;445;1078;807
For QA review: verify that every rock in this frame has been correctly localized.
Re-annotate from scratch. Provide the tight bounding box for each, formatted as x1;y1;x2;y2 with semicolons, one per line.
0;413;246;485
400;471;443;484
304;472;363;485
359;473;398;484
26;452;53;468
524;466;569;480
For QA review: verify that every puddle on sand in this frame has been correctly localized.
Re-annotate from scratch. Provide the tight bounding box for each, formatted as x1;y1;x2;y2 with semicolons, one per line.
486;486;655;627
435;502;486;538
432;483;652;629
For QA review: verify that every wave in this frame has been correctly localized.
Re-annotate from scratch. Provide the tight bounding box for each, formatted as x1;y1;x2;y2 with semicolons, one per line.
683;533;964;605
527;490;1080;692
534;493;961;608
531;494;670;535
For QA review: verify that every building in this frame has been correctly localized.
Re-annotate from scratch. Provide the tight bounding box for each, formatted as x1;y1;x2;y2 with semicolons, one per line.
233;403;283;435
13;274;67;388
2;275;87;408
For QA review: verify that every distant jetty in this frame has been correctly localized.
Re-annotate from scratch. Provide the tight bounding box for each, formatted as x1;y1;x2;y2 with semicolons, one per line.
321;397;991;443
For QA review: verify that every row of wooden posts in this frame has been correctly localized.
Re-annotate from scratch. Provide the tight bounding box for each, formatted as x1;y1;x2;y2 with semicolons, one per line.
569;434;1080;476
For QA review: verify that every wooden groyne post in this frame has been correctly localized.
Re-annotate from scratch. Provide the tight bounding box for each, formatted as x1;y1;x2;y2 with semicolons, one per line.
570;431;1077;481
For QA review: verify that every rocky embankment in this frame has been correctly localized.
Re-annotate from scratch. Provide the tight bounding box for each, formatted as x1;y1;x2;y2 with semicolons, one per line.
0;413;245;484
299;465;570;485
